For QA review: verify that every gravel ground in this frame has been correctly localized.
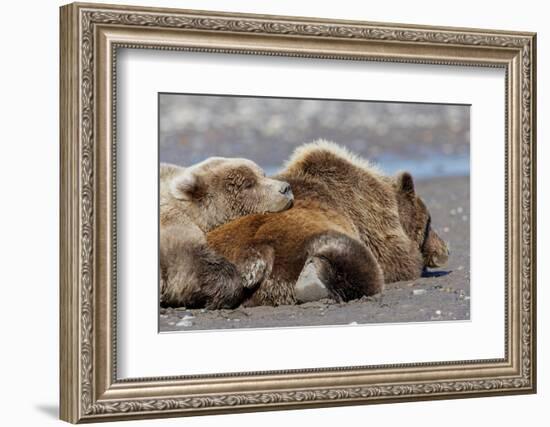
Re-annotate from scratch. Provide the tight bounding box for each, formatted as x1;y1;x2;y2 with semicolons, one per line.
159;175;470;332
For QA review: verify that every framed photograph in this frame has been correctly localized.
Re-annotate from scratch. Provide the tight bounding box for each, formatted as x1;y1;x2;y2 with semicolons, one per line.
60;2;537;423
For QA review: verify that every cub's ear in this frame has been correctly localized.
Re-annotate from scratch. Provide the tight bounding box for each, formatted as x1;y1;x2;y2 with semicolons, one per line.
170;170;205;201
160;163;183;181
397;171;415;195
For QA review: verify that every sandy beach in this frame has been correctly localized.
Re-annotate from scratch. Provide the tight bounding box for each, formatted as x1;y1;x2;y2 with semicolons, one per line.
160;175;470;332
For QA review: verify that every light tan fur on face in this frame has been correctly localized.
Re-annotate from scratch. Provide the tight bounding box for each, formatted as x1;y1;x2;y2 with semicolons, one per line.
161;158;293;233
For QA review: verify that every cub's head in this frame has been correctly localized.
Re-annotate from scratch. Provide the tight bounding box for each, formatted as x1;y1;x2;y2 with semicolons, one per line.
169;157;293;231
394;172;449;269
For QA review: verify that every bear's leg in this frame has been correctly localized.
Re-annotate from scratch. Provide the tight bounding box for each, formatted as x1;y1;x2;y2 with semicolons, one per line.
295;232;384;303
160;224;267;310
161;234;274;309
193;245;249;309
161;241;244;309
237;244;275;290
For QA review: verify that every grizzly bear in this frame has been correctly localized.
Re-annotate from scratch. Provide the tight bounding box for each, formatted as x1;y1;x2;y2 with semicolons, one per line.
160;157;293;309
207;140;449;306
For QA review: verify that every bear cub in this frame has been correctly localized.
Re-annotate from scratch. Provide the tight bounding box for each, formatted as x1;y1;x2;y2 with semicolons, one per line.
160;157;293;309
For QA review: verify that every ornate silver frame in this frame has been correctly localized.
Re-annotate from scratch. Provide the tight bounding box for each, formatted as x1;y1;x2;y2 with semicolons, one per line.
60;2;536;423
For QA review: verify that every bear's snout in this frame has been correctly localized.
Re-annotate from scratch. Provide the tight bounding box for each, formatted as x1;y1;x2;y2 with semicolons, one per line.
431;245;450;267
277;181;294;208
262;179;294;213
422;229;449;268
279;182;292;196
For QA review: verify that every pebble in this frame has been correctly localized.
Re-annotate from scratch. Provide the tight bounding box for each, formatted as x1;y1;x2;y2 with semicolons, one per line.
176;319;193;327
175;315;195;327
443;227;450;233
413;289;427;296
348;321;358;326
435;310;442;315
457;207;463;213
462;215;468;221
167;321;176;326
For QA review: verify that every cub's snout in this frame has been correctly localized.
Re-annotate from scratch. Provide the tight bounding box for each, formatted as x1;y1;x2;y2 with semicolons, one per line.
265;178;293;212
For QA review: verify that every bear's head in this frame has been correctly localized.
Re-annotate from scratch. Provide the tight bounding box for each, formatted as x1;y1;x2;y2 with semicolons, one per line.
169;157;294;232
394;172;449;269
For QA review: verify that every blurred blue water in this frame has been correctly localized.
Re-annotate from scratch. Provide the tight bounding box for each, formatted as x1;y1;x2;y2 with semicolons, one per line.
265;153;469;180
374;153;470;179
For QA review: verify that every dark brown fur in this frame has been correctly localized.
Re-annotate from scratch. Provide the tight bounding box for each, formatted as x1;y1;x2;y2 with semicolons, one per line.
160;224;274;309
207;141;449;306
394;172;449;268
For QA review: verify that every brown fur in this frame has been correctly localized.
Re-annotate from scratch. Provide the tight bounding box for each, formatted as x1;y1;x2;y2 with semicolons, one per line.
207;140;449;306
160;158;293;309
394;172;449;268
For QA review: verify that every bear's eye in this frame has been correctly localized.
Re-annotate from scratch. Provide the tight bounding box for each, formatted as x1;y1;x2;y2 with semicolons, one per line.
421;215;432;251
243;179;255;189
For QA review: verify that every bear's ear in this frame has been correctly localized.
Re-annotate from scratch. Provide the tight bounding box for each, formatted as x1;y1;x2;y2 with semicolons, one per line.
170;170;205;201
397;171;416;196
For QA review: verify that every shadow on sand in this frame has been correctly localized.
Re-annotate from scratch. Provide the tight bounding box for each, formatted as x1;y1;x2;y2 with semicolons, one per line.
422;269;451;278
